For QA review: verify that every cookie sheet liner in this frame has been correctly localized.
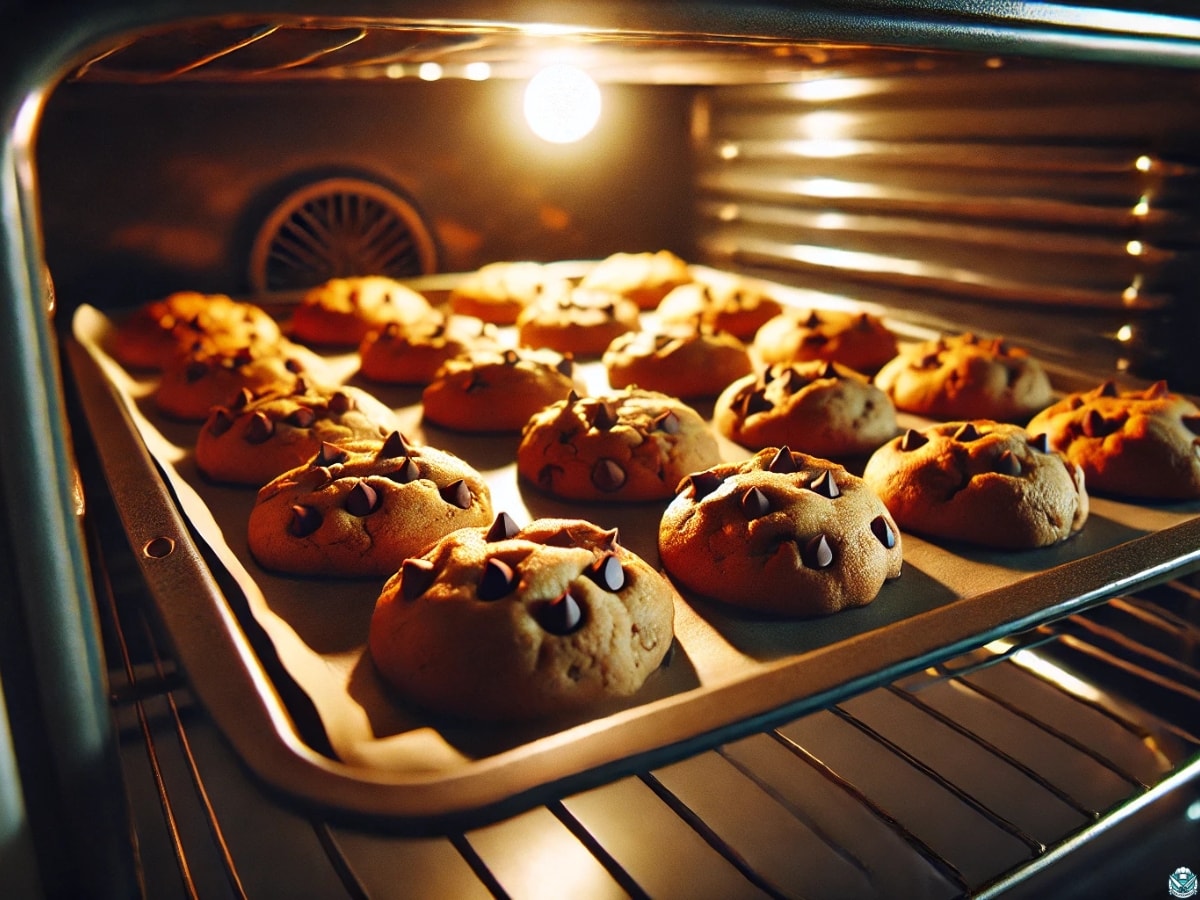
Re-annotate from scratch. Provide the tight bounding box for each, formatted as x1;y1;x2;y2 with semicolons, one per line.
69;288;1200;823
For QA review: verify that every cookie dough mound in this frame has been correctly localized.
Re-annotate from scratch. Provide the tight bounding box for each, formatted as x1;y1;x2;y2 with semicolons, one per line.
713;361;897;457
448;261;566;325
518;388;720;502
579;249;692;310
248;433;493;577
196;381;398;486
422;348;577;433
659;447;903;616
603;324;753;399
873;333;1054;423
516;284;640;357
754;308;898;373
291;276;435;348
357;313;500;386
656;274;782;340
1027;379;1200;500
862;420;1089;549
368;514;676;721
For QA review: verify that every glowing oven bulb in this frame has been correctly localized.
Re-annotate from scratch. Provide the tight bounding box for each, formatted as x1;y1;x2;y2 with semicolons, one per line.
524;64;601;143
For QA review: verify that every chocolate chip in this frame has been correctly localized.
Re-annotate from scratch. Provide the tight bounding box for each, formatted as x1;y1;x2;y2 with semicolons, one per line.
284;407;316;428
486;511;521;542
566;389;580;405
870;516;896;549
502;349;520;365
803;534;834;568
208;408;233;436
997;449;1021;476
586;553;625;592
739;389;772;416
590;401;620;431
652;410;681;434
232;388;254;410
536;590;583;634
1144;380;1170;399
386;457;420;484
285;357;305;374
328;391;354;414
439;480;471;509
1093;380;1119;398
808;470;840;499
184;361;209;383
231;347;254;367
293;377;310;395
803;310;822;328
345;480;379;516
1028;432;1052;453
917;352;941;370
954;423;981;442
556;354;575;377
591;458;627;492
687;470;724;499
900;429;928;451
767;446;798;473
381;322;401;339
288;504;322;538
537;464;563;489
779;367;805;392
244;411;274;444
1183;416;1200;436
378;431;413;459
477;558;517;601
741;487;771;519
819;361;839;379
801;332;828;347
316;442;348;466
1082;408;1117;438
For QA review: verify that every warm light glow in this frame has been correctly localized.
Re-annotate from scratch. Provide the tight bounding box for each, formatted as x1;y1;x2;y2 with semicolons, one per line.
717;203;740;222
464;62;491;81
524;64;601;144
1011;649;1104;702
1116;324;1134;342
1133;195;1150;217
418;62;443;82
719;142;740;160
385;64;404;79
1188;799;1200;822
1135;154;1154;172
1126;239;1145;256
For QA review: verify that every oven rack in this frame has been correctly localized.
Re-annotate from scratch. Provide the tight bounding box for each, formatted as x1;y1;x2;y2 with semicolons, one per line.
89;464;1200;899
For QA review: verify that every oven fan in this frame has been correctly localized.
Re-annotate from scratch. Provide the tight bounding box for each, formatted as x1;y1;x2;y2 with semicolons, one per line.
248;176;437;294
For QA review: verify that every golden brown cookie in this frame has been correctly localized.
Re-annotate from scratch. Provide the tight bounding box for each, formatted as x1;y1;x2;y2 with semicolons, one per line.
579;249;692;310
421;348;578;433
658;448;903;616
112;291;282;371
873;333;1054;423
154;340;326;421
248;433;493;577
655;275;783;340
357;313;500;385
196;381;398;486
602;323;753;399
517;388;720;502
516;284;640;357
753;308;899;373
862;420;1089;549
1026;380;1200;500
368;514;675;721
290;276;435;348
713;361;898;457
448;261;567;325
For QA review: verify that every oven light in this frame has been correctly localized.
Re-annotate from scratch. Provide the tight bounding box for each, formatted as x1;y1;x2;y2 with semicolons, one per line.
1188;799;1200;822
464;62;491;81
418;62;443;82
524;64;601;144
1116;324;1133;342
1126;239;1145;256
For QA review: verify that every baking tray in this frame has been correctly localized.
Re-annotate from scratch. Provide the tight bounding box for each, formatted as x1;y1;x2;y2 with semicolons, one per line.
66;267;1200;825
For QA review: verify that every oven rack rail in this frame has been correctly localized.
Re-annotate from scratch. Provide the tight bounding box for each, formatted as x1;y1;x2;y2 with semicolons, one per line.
89;494;1200;899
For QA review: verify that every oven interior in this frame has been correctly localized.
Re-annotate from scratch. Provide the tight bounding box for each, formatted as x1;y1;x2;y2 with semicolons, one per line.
2;4;1200;897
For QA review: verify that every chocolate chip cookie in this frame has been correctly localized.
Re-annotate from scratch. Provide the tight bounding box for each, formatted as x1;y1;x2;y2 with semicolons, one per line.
658;447;903;616
655;274;783;340
753;308;898;373
248;433;493;577
357;313;500;385
518;388;721;502
713;361;898;457
421;348;577;433
602;323;753;399
1026;379;1200;500
516;284;641;357
578;249;692;310
448;261;567;325
873;333;1054;423
290;276;435;348
195;381;398;486
368;514;676;721
862;420;1089;549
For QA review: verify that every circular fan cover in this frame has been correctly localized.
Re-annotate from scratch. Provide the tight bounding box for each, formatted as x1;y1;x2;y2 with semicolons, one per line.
249;177;437;293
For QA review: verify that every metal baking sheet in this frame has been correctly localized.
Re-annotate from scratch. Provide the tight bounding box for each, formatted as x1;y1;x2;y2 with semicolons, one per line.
67;270;1200;824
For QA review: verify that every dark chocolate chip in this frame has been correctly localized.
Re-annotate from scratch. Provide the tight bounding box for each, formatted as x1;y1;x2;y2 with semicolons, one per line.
1094;380;1119;398
1082;408;1117;438
1183;416;1200;436
536;590;583;634
1144;380;1170;399
555;355;575;377
803;310;822;328
284;407;316;428
184;361;209;383
808;470;840;499
439;480;472;509
485;511;521;542
378;431;413;459
345;480;379;516
767;446;798;473
900;429;928;451
739;389;772;416
537;464;564;489
386;457;420;484
997;449;1022;476
917;352;941;370
819;360;839;379
288;504;322;538
316;442;348;466
1028;432;1052;453
328;391;354;414
566;389;580;405
801;332;828;347
231;347;254;367
780;367;805;392
381;322;401;339
502;349;520;365
477;558;517;601
870;516;896;549
954;422;981;442
400;558;436;601
244;411;274;444
284;357;304;374
293;377;310;395
741;487;771;519
652;410;681;434
232;388;254;409
208;408;233;437
586;553;625;592
803;534;834;568
687;470;724;500
590;401;620;431
591;458;627;492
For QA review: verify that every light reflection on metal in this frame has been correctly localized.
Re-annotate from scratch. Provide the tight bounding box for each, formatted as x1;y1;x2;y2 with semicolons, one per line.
1116;324;1134;342
1135;154;1154;172
1126;239;1145;256
1132;196;1150;217
464;62;491;81
417;62;443;81
1010;649;1105;704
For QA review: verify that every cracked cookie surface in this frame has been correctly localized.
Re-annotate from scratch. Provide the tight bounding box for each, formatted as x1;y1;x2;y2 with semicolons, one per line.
862;420;1088;549
1026;380;1200;500
517;388;720;502
368;515;676;721
603;323;753;399
658;447;903;616
247;432;493;576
